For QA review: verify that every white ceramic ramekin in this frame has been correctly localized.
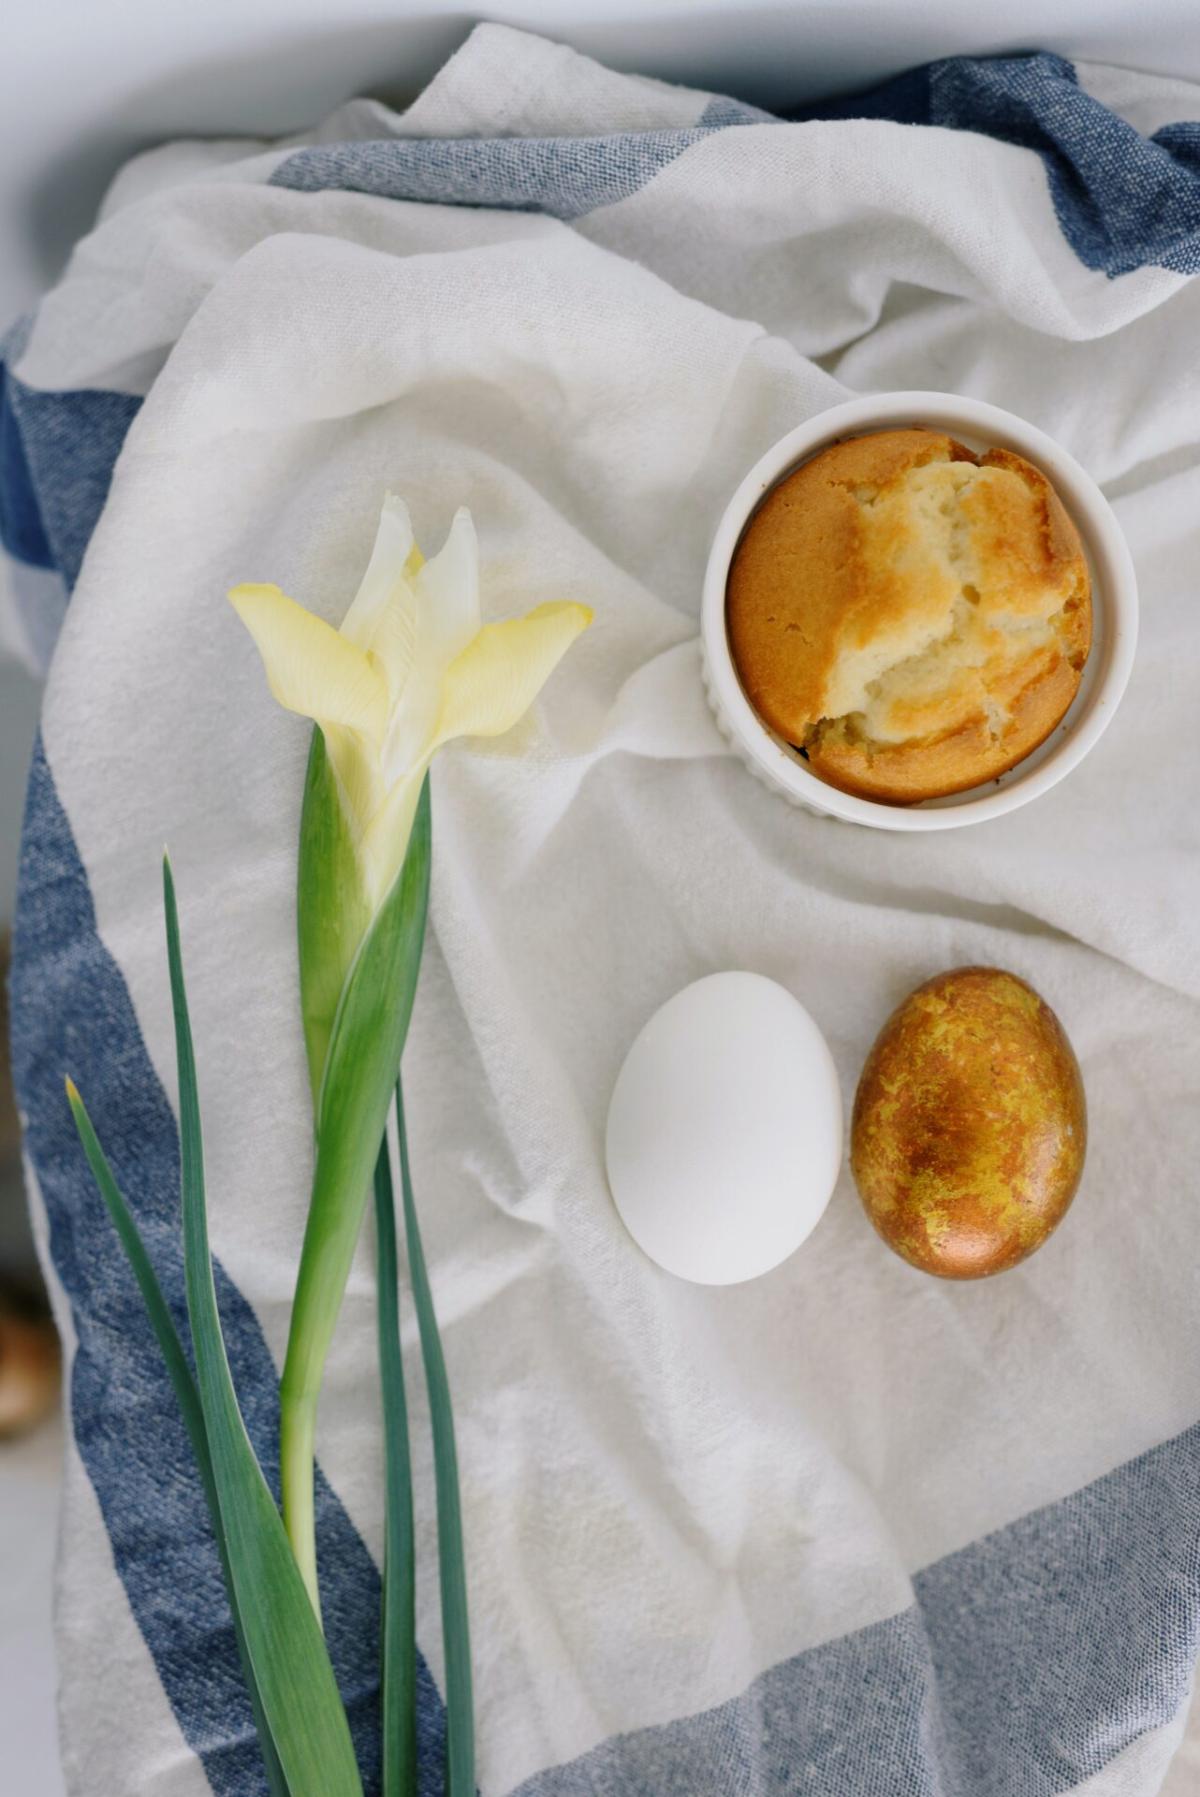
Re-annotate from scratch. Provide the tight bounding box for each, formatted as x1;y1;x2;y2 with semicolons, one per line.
701;391;1138;831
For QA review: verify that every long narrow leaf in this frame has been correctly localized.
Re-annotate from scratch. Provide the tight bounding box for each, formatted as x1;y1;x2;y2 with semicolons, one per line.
162;854;363;1797
281;777;431;1606
297;727;370;1107
65;1082;291;1797
374;1137;418;1797
395;1078;475;1797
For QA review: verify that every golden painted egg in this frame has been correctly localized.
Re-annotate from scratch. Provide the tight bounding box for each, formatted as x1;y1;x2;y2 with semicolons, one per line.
851;967;1086;1279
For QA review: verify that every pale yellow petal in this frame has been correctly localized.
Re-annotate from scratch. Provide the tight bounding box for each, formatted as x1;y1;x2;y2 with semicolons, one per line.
339;494;414;653
358;766;428;913
361;539;429;713
382;509;483;779
415;508;481;670
364;584;419;711
338;493;423;716
433;602;592;748
229;583;388;740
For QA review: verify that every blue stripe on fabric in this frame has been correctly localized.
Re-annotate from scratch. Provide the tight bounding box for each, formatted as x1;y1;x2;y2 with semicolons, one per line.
271;51;1200;276
270;128;715;221
0;360;54;570
924;54;1200;278
514;1605;944;1796
792;52;1200;278
511;1420;1200;1796
916;1422;1200;1792
4;373;141;590
11;735;449;1796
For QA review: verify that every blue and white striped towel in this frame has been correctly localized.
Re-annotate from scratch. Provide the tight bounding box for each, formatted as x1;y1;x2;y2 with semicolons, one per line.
4;24;1200;1796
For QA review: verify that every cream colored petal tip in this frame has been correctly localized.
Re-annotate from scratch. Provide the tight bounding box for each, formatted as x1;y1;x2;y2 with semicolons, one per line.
434;600;593;746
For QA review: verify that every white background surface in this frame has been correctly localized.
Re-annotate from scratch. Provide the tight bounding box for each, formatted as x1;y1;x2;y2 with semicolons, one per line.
1;6;1197;1794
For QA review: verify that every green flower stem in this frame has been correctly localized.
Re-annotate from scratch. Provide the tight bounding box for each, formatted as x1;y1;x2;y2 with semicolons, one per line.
279;1390;321;1613
395;1078;475;1797
374;1136;418;1797
281;780;432;1613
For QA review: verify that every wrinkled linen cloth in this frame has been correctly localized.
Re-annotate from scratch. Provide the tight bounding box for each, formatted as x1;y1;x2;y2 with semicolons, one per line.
4;24;1200;1797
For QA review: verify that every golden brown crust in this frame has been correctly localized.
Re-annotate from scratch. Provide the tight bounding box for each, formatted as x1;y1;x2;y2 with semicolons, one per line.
726;428;1092;804
850;967;1087;1279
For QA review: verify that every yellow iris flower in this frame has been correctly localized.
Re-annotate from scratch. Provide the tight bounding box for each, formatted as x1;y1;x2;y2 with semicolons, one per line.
229;495;592;914
226;495;592;1614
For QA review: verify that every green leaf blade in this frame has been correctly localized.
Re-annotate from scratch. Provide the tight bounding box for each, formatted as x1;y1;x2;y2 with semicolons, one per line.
162;855;363;1797
374;1138;418;1797
396;1078;475;1797
66;1082;291;1797
297;727;371;1109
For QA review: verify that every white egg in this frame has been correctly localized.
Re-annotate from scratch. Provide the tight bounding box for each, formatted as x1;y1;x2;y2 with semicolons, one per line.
605;972;842;1285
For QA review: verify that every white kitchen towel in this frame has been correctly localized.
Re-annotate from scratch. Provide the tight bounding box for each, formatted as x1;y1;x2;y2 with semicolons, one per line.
5;24;1200;1797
